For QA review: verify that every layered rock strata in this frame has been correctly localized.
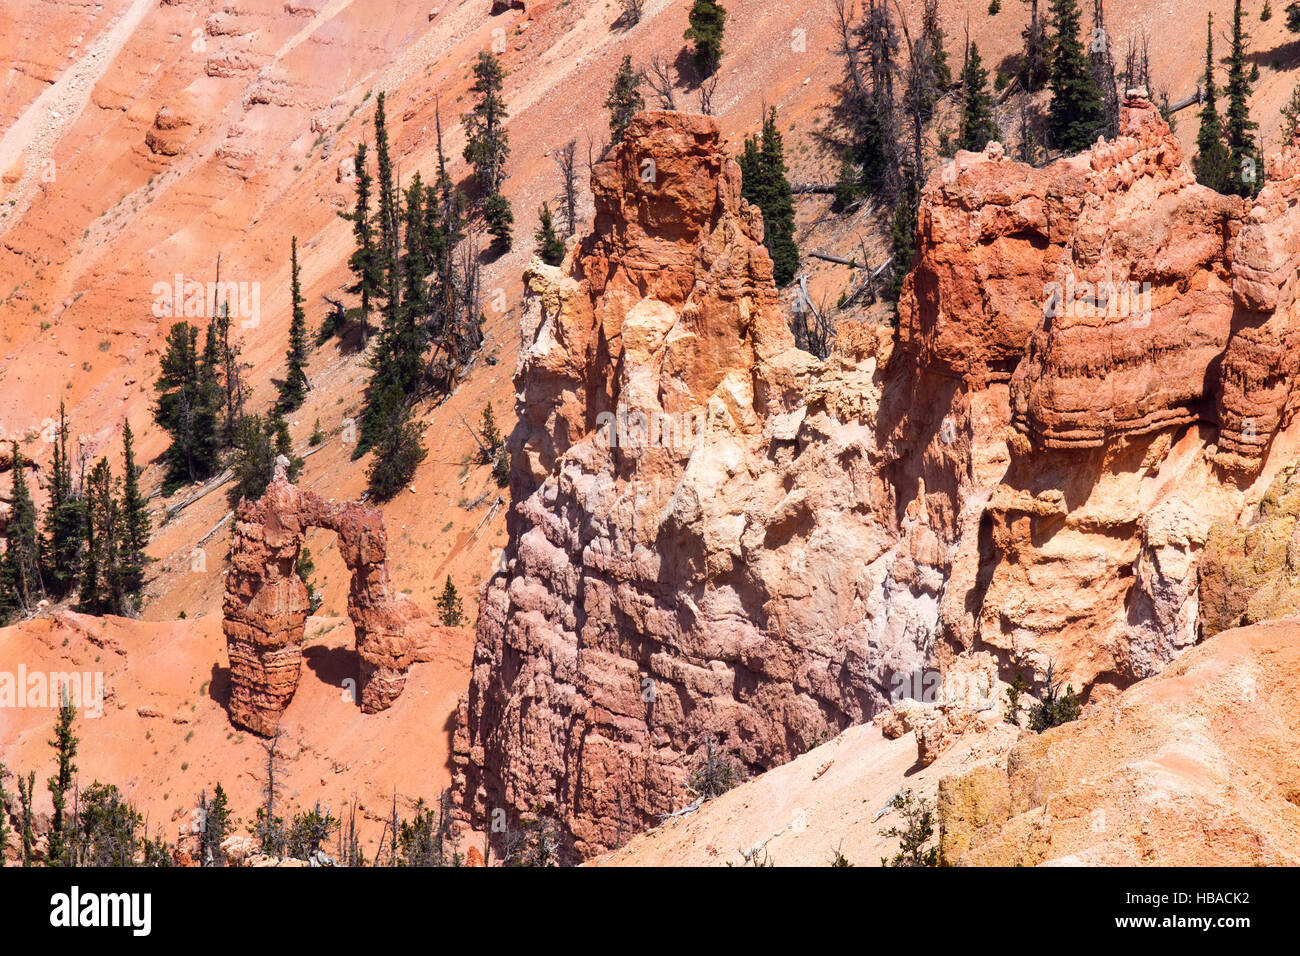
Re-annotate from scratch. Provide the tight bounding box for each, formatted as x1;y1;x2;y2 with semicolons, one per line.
223;460;426;735
457;98;1300;859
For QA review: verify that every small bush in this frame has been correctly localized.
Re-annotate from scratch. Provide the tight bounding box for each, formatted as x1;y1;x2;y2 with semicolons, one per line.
1028;662;1082;732
688;733;737;799
879;789;939;867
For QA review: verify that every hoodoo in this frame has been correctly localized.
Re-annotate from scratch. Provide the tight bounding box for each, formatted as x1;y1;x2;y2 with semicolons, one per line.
223;458;425;735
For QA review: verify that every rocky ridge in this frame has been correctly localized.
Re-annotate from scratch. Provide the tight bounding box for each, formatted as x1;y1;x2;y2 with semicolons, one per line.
454;96;1300;861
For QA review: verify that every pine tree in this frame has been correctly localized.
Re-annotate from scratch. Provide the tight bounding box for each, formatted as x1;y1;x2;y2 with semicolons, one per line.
1020;0;1053;93
887;179;920;305
534;203;565;266
0;761;9;865
366;385;427;501
199;783;232;866
480;403;503;463
17;771;35;866
437;575;464;626
1088;0;1120;139
1281;79;1300;141
75;782;143;867
1195;14;1233;193
832;0;903;204
79;457;124;616
278;236;310;411
463;52;511;196
738;108;799;286
153;321;220;489
296;546;322;613
960;42;998;151
272;413;302;482
463;52;513;252
42;403;82;600
231;415;273;502
401;173;435;319
910;0;952;122
46;690;78;866
231;414;300;503
1047;0;1105;153
374;93;400;300
211;290;246;448
484;193;514;251
196;319;225;465
606;55;645;144
339;140;381;345
1224;0;1262;198
684;0;727;77
119;420;150;607
1;443;42;617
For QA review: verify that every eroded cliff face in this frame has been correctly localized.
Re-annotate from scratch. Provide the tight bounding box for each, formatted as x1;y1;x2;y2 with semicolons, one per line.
456;99;1300;859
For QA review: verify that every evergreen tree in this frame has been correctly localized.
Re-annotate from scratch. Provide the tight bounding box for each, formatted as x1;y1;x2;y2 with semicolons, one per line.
42;403;82;600
79;458;124;616
119;420;150;606
401;173;436;321
684;0;727;77
1046;0;1105;153
1195;14;1233;193
231;414;300;503
374;93;401;300
277;236;310;411
46;690;78;866
1088;0;1120;139
463;52;511;196
339;140;381;345
17;771;35;866
437;575;464;626
366;385;427;501
738;108;799;286
0;761;9;865
959;42;998;151
211;294;246;447
74;782;144;867
887;179;919;304
606;55;645;144
534;203;565;266
832;0;903;204
910;0;952;122
1224;0;1262;198
1;443;42;617
462;52;512;251
272;413;302;481
296;546;322;613
199;783;232;866
1281;79;1300;141
153;321;220;489
480;403;509;487
1020;0;1053;93
231;414;274;502
480;403;503;463
484;193;514;252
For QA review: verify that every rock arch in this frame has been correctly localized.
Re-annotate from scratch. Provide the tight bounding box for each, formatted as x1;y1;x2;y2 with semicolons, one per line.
223;460;421;735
